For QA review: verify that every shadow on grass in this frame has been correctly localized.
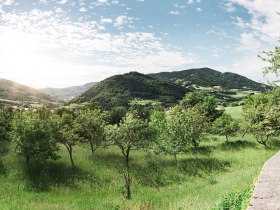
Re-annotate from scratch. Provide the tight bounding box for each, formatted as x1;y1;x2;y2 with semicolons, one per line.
0;141;10;174
178;157;231;176
22;161;99;192
0;160;5;174
89;151;231;188
219;140;257;151
133;155;231;187
188;145;213;155
267;138;280;150
90;152;124;172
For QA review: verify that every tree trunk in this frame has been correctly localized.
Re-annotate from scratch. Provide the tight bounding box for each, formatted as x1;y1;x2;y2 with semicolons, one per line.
193;139;198;150
124;149;132;200
174;154;178;164
226;135;229;142
25;154;30;165
65;144;75;168
90;141;96;155
242;129;248;138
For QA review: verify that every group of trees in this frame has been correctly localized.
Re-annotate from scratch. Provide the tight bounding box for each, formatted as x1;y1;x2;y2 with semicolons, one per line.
1;92;242;199
0;86;279;199
0;92;242;198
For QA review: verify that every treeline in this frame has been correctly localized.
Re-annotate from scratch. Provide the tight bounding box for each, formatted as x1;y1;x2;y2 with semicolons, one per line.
0;89;280;199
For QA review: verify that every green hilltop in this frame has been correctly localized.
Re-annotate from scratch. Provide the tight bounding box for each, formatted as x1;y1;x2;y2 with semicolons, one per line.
148;67;268;91
71;71;190;109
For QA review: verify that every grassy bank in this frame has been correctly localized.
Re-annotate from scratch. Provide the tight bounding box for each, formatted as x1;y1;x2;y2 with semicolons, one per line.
0;135;278;210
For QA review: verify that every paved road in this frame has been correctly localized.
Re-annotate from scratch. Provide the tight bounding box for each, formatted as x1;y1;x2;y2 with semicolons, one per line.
248;151;280;210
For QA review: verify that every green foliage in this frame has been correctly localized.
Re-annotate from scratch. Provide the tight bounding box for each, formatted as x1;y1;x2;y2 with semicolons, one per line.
212;113;240;141
129;104;154;121
213;187;252;210
259;39;280;82
106;113;156;199
53;110;80;167
107;106;127;125
106;113;156;153
11;110;59;164
151;105;209;161
0;106;13;142
242;88;280;146
180;91;222;122
72;71;189;109
75;109;107;154
0;134;277;209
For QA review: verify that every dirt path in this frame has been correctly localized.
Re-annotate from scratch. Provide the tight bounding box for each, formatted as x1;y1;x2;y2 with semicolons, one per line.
248;151;280;210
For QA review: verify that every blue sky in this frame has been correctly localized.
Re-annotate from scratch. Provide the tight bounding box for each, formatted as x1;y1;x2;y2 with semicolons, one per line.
0;0;279;88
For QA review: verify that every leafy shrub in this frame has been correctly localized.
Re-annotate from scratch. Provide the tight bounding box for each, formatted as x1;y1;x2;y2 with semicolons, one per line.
213;187;252;210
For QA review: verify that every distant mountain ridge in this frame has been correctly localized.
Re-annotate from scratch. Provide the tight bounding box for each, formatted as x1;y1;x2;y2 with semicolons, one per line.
71;72;190;109
0;67;269;106
148;68;267;91
0;78;54;103
40;82;97;101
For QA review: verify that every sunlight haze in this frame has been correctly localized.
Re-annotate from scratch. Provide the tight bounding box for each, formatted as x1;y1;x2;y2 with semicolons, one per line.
0;0;279;88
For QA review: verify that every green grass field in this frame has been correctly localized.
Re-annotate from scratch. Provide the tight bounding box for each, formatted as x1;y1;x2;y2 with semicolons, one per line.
225;106;243;119
0;135;278;210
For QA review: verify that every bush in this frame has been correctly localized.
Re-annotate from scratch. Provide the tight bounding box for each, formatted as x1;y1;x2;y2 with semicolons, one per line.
213;187;252;210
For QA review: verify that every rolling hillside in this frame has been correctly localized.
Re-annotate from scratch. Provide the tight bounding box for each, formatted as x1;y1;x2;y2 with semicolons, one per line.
0;78;54;103
41;82;97;101
72;72;190;109
149;68;268;91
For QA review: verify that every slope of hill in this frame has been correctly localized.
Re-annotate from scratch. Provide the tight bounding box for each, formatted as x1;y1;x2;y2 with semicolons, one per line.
72;72;190;109
41;82;97;101
149;68;268;91
0;78;54;103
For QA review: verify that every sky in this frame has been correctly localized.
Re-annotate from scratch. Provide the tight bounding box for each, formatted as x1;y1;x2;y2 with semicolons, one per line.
0;0;279;88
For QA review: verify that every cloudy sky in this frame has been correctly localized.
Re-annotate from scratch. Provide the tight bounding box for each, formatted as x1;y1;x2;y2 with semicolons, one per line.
0;0;279;88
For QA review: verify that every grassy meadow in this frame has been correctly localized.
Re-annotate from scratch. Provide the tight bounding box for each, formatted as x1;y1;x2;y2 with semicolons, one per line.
225;106;243;119
0;134;279;210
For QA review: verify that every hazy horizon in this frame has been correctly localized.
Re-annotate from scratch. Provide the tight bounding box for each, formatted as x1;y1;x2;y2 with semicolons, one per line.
0;0;279;88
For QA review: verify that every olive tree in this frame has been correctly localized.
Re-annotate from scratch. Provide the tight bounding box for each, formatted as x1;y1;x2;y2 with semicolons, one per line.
242;90;280;147
12;110;59;164
211;113;240;141
75;109;107;155
53;112;80;168
105;113;155;200
180;92;222;122
150;105;209;162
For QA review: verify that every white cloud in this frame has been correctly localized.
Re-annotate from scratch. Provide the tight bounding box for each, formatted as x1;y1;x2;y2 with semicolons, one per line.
236;32;262;51
207;28;231;39
1;0;14;5
196;7;202;12
187;0;194;5
79;7;87;12
100;18;113;24
114;15;133;28
57;0;68;4
230;0;280;45
0;8;197;87
169;11;180;15
224;2;236;13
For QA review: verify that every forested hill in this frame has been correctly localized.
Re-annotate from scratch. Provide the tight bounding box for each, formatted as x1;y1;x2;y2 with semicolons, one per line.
148;68;268;91
0;78;54;103
71;71;190;109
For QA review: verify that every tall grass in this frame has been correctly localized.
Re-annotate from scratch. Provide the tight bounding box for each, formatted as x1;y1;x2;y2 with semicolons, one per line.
0;135;278;209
